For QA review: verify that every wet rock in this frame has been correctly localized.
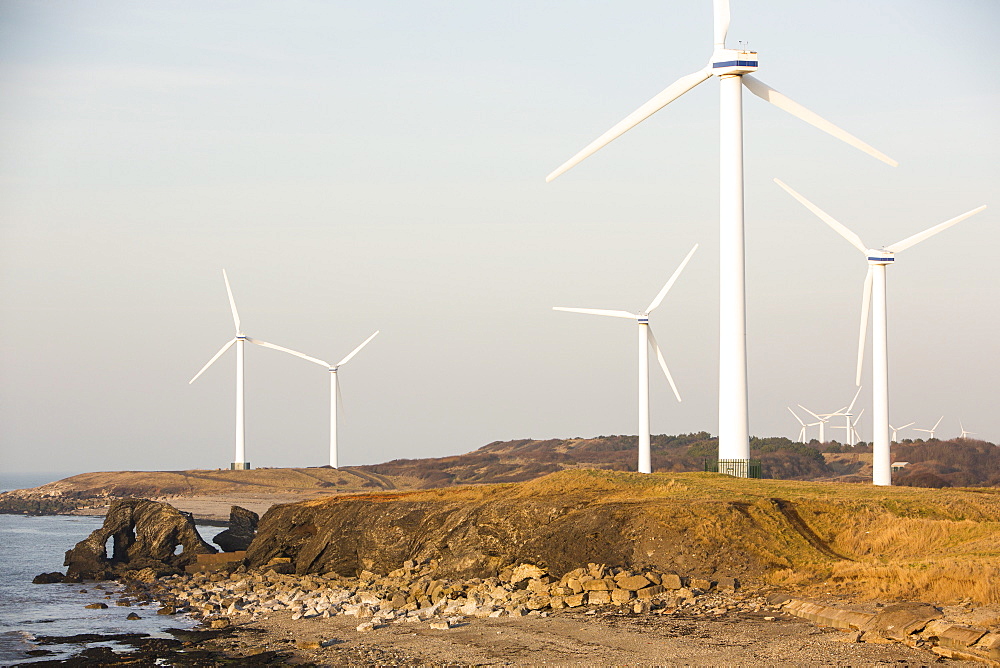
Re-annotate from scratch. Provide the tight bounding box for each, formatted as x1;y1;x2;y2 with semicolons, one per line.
126;612;141;620
213;506;259;553
32;572;66;584
84;602;108;609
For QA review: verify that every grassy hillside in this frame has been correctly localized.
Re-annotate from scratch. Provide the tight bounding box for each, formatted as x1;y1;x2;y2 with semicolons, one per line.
8;466;401;500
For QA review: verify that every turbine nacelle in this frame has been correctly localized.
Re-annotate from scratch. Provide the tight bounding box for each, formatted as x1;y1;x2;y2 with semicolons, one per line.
866;250;895;264
711;48;759;76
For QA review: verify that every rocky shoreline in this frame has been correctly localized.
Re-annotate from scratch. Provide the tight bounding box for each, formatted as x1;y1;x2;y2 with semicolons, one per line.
34;557;983;665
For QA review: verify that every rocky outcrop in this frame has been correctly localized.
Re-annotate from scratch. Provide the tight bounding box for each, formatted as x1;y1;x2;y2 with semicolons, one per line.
63;498;217;580
213;506;259;552
243;472;766;579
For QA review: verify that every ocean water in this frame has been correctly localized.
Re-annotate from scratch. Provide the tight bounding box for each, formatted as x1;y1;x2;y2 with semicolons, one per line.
0;514;223;664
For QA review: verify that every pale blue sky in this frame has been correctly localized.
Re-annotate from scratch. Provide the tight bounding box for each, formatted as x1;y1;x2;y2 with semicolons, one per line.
1;1;997;473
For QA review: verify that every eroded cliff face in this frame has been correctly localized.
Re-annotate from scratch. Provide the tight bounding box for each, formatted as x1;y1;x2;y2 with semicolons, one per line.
244;472;768;580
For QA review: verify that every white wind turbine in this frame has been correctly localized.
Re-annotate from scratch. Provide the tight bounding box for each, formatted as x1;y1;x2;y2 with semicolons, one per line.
830;387;863;446
890;422;914;442
266;332;380;469
959;421;976;440
554;244;698;474
796;403;844;444
914;416;944;441
546;0;896;475
787;407;820;444
775;179;986;486
189;270;319;470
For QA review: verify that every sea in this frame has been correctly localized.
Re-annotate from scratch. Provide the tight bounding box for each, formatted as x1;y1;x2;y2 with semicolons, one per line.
0;473;224;664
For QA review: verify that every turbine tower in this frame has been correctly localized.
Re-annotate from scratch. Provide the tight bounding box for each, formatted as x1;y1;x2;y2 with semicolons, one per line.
914;416;944;441
775;179;986;485
554;244;698;473
269;331;380;468
890;422;914;442
545;0;896;476
190;270;317;470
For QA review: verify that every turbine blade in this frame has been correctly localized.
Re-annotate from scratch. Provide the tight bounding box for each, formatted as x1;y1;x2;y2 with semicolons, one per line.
647;327;681;402
885;205;987;253
222;269;241;333
787;406;806;426
246;337;329;367
847;385;863;413
646;243;699;314
336;330;379;367
713;0;730;48
546;67;712;182
853;408;865;425
553;307;637;319
189;339;236;384
932;416;943;430
774;179;869;254
744;76;898;167
900;422;915;429
798;405;822;421
856;266;873;387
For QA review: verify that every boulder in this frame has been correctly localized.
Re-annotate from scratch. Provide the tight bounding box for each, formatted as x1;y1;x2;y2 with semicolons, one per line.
617;574;651;591
64;498;217;580
213;506;259;553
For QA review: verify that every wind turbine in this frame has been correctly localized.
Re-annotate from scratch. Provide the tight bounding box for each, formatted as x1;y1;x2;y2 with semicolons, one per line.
796;403;844;444
264;332;380;469
850;409;865;445
546;0;896;475
554;244;698;473
775;179;986;485
787;407;820;444
959;421;976;440
890;422;914;442
189;270;318;470
914;416;944;441
833;387;863;446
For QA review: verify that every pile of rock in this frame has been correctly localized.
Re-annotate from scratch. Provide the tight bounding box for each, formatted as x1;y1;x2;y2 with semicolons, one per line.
141;559;758;631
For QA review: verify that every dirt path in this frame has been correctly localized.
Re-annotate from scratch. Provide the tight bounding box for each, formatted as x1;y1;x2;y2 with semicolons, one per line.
204;608;973;666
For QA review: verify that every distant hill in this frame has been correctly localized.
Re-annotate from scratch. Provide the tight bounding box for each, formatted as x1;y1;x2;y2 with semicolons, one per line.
358;433;835;485
1;434;995;516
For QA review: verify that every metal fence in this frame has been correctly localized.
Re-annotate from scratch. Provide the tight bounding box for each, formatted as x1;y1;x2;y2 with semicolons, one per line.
704;458;762;479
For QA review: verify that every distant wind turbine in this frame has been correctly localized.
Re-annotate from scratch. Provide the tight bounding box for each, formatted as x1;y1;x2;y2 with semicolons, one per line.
554;244;698;473
830;387;863;446
959;421;976;440
797;403;845;444
546;0;896;477
189;270;318;470
914;416;944;441
270;331;380;469
787;407;820;444
774;179;986;486
890;422;914;442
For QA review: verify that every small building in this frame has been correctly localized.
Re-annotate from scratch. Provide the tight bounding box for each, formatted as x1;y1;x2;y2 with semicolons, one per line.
890;461;910;472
